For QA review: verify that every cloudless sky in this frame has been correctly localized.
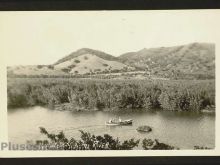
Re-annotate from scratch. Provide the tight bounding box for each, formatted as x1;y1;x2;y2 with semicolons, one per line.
0;10;219;66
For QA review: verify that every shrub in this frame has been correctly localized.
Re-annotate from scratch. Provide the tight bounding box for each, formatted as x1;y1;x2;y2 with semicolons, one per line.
61;68;71;73
37;65;44;69
68;65;76;69
103;64;108;67
47;65;54;70
74;59;80;63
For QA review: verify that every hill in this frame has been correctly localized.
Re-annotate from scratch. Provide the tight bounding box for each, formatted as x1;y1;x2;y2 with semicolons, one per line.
53;48;133;75
7;43;215;79
119;42;215;79
54;48;119;65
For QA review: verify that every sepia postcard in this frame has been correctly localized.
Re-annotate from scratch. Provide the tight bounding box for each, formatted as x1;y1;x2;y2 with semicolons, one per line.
0;10;219;157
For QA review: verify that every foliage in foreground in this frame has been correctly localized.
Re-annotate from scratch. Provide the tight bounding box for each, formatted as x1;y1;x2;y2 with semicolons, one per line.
34;127;211;150
8;78;215;112
36;127;140;150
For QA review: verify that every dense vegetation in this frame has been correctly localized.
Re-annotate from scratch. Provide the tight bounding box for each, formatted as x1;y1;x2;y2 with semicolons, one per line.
8;78;215;112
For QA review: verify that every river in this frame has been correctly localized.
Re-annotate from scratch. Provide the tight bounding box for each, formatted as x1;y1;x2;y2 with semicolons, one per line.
8;106;215;149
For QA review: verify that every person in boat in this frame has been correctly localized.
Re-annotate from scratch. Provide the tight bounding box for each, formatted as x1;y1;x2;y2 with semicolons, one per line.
109;118;112;123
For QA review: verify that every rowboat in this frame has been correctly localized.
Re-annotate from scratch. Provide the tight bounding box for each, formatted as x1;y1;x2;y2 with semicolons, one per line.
105;119;133;126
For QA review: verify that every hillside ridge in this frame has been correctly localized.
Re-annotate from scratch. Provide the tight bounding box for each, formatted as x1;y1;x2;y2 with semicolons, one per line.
7;42;215;79
54;48;119;65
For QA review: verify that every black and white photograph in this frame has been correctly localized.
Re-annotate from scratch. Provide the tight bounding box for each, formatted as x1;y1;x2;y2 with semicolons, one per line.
0;10;219;155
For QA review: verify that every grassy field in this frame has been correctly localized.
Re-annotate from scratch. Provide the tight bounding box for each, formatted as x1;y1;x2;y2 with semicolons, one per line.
7;78;215;111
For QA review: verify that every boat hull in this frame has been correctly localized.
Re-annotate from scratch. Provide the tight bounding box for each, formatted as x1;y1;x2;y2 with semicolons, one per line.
105;119;132;126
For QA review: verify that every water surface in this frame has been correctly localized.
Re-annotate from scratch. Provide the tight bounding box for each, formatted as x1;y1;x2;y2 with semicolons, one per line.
8;106;215;149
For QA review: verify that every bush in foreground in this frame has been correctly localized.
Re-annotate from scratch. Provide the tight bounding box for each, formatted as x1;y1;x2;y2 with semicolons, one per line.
31;127;211;150
36;127;140;150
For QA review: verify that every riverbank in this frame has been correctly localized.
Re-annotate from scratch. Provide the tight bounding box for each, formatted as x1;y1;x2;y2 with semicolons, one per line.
7;78;215;112
52;102;215;114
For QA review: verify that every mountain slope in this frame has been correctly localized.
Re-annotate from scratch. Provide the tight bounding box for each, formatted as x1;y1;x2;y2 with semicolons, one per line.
54;48;119;65
119;42;215;78
53;48;133;74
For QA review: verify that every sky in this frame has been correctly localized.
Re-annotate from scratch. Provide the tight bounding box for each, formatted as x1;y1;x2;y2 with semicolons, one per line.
0;10;219;66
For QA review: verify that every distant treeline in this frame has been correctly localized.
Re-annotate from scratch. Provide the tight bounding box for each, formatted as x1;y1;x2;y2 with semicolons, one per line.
7;78;215;111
